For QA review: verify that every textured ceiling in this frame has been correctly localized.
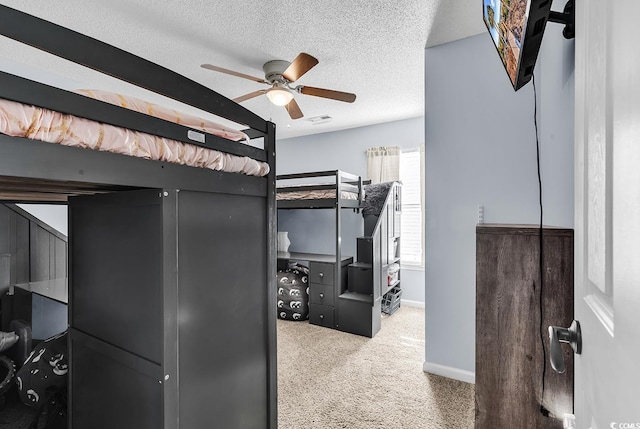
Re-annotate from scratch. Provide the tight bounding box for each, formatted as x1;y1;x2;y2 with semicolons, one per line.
0;0;485;139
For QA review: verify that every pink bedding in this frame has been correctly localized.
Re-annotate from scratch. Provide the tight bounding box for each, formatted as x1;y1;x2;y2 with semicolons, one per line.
0;98;269;177
75;89;249;143
276;189;359;201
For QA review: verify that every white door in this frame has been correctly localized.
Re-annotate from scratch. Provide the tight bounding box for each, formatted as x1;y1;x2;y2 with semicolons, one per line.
574;0;640;427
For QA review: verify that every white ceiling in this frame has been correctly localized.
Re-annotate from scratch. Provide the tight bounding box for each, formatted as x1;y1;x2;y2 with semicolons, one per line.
0;0;485;139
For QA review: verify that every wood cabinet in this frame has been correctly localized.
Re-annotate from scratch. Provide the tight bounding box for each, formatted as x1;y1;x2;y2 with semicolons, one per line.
475;224;574;429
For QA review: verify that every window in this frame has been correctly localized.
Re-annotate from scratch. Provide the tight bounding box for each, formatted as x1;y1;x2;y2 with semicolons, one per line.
399;148;424;267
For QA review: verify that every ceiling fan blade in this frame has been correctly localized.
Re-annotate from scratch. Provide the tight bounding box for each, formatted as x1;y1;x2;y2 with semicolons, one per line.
201;64;268;84
233;90;267;103
282;53;319;83
285;98;304;120
299;86;356;103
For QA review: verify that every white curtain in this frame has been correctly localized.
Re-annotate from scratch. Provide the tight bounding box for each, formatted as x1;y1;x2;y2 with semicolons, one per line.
366;146;400;183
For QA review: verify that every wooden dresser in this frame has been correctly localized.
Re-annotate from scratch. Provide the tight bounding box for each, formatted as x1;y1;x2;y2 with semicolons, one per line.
475;224;574;428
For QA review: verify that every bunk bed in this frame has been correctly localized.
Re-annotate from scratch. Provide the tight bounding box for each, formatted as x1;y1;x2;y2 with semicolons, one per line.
0;5;276;429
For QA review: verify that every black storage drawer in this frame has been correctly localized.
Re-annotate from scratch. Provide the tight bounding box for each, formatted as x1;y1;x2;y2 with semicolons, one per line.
348;263;373;295
309;283;334;306
309;262;334;285
309;304;335;328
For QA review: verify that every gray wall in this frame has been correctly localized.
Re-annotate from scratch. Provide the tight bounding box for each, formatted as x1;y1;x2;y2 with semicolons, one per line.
424;26;574;374
276;118;425;303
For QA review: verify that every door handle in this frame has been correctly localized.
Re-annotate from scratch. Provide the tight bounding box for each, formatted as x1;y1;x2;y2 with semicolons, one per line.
548;320;582;374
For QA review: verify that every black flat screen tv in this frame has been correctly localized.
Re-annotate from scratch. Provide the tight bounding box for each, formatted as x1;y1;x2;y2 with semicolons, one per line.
483;0;554;91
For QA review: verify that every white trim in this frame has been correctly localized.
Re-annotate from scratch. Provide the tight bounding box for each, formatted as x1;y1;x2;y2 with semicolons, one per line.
423;361;475;384
401;299;424;308
400;264;425;271
584;294;614;336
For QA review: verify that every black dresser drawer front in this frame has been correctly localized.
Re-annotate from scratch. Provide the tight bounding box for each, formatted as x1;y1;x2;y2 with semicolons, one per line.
309;304;335;328
309;283;335;306
309;262;334;285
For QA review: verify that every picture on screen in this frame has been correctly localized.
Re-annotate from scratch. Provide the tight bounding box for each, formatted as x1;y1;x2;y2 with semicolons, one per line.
483;0;530;85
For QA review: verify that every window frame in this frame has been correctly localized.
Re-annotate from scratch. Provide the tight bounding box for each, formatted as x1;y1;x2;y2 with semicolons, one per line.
399;147;424;269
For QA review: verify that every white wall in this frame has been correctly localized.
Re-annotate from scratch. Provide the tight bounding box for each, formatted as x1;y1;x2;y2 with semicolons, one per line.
17;204;68;236
424;25;574;378
276;118;425;304
0;57;80;90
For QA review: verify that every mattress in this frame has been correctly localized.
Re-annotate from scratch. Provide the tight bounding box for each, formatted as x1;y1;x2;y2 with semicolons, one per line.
0;96;269;177
75;89;249;143
276;189;360;201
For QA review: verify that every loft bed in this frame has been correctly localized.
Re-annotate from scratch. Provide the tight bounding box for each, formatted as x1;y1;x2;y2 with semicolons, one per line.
276;170;364;259
0;5;276;429
276;170;364;330
277;173;403;338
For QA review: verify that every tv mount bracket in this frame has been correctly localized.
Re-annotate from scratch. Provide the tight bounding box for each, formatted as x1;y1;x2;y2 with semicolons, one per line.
547;0;575;39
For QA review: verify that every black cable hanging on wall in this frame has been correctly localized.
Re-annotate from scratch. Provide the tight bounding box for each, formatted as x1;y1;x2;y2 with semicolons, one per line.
532;74;549;417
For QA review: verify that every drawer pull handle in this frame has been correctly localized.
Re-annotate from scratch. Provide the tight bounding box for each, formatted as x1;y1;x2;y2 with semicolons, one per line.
319;293;324;299
318;272;324;278
319;314;324;320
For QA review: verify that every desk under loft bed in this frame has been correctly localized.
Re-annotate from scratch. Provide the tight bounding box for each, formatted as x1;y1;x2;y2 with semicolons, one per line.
0;6;276;429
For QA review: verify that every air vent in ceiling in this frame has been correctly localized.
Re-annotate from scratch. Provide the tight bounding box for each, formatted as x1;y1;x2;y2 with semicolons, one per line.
307;115;332;125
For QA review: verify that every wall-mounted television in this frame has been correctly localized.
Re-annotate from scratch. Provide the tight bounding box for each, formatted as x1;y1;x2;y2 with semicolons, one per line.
483;0;574;91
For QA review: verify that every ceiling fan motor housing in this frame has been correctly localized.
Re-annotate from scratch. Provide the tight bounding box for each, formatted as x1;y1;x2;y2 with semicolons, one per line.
263;60;291;83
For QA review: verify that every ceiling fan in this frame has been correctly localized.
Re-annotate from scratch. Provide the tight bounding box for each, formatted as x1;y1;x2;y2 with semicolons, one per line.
201;53;356;120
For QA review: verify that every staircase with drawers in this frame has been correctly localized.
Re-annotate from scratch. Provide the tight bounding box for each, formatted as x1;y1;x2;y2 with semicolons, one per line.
338;182;402;337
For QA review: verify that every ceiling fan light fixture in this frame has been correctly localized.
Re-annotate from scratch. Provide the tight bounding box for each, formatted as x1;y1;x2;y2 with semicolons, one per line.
266;86;294;106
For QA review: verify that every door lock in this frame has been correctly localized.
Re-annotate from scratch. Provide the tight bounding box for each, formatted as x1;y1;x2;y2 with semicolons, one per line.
548;320;582;374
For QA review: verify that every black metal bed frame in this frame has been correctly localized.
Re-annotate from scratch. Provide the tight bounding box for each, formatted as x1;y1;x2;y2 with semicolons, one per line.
0;5;276;428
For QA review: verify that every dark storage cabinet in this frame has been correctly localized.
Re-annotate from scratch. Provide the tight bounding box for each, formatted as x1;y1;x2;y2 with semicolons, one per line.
0;205;30;291
69;189;271;429
279;252;351;330
0;204;66;296
475;224;574;429
1;204;69;334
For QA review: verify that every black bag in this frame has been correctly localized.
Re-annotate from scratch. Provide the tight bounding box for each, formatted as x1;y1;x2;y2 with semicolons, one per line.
16;331;68;429
277;264;310;321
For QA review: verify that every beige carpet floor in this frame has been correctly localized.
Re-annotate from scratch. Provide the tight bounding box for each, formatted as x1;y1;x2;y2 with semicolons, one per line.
277;306;475;429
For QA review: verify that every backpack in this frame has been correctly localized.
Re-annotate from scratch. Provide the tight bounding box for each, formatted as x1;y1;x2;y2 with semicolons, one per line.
16;331;68;429
277;264;310;321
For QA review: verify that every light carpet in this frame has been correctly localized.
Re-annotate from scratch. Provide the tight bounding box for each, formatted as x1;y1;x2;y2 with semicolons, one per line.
277;306;475;429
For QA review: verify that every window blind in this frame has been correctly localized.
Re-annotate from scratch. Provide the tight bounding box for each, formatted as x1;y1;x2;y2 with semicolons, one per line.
399;149;424;267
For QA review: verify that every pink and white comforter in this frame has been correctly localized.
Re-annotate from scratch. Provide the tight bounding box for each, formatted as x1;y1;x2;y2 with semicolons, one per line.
0;93;269;177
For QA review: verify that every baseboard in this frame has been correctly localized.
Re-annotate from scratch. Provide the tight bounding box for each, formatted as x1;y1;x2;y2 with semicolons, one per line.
423;361;475;384
401;299;424;308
